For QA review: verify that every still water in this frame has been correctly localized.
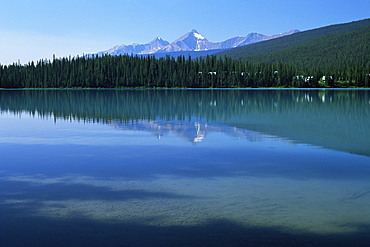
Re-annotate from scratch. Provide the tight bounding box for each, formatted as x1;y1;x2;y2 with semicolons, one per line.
0;89;369;246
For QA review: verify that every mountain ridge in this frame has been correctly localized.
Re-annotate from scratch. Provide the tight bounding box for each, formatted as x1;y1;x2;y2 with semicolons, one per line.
97;29;299;57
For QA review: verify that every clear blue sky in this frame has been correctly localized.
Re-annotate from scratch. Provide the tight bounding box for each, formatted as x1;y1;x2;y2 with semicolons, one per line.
1;0;369;64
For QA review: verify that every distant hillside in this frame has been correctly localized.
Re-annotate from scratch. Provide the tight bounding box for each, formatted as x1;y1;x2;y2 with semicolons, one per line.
236;26;370;70
217;18;370;64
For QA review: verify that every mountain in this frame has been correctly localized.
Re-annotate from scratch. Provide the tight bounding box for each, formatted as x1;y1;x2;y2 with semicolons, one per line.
216;18;370;61
159;29;299;52
159;29;211;52
97;29;299;57
98;37;170;56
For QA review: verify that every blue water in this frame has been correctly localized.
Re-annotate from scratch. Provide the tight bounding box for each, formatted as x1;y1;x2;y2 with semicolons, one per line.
0;89;370;246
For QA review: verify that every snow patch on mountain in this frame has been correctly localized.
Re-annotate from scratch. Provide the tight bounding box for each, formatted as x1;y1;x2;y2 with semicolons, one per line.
193;31;206;40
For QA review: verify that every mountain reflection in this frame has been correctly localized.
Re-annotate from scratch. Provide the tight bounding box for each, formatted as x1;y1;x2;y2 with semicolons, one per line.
1;89;369;156
111;120;274;144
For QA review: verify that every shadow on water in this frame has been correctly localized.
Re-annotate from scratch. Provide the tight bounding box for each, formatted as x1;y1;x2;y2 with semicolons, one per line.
1;208;370;246
0;179;195;203
1;177;370;246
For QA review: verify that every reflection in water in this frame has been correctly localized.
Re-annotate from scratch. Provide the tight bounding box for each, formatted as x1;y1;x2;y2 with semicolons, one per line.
111;120;274;144
1;89;370;246
1;89;368;155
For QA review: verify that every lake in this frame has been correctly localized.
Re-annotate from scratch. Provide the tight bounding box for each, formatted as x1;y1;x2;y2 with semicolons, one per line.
0;89;370;246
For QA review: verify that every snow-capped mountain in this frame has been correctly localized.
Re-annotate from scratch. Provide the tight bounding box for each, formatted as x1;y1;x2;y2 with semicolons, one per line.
98;29;299;56
159;29;212;52
99;37;170;56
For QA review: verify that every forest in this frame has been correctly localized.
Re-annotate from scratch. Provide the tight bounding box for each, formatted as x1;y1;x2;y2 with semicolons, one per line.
218;18;370;61
232;26;370;76
0;53;369;88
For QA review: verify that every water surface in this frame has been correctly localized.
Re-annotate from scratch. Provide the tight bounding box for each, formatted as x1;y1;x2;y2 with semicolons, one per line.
1;89;370;246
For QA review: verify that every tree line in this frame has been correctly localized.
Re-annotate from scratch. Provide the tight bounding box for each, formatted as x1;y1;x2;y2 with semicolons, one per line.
0;54;368;88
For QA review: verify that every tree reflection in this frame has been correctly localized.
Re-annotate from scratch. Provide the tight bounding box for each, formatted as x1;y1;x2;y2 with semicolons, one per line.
1;89;369;156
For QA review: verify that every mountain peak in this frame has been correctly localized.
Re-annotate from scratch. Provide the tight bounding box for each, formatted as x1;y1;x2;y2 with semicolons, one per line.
162;29;209;52
149;36;169;44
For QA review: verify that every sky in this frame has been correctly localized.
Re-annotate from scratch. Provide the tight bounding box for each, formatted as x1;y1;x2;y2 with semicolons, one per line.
0;0;369;64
